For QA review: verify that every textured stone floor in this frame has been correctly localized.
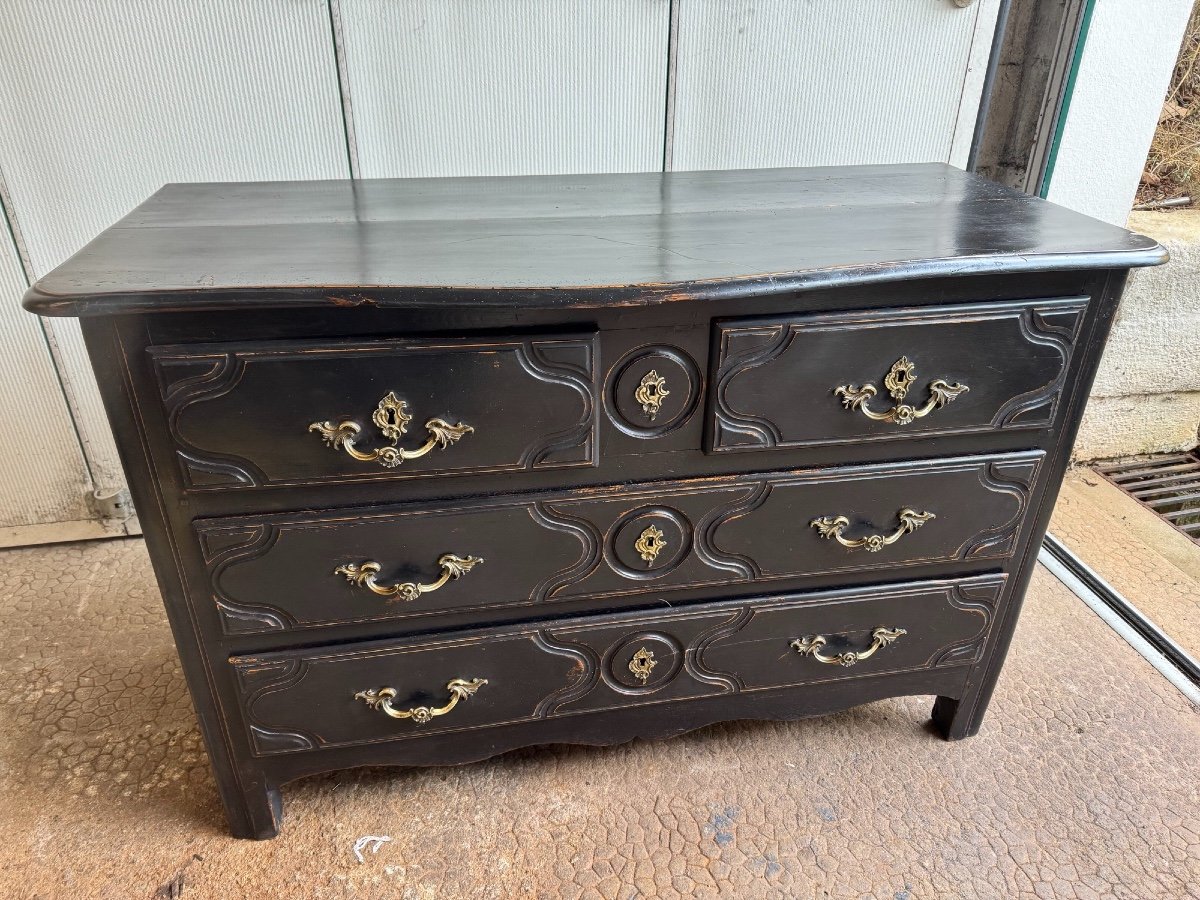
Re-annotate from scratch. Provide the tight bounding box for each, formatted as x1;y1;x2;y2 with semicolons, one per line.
1;529;1199;899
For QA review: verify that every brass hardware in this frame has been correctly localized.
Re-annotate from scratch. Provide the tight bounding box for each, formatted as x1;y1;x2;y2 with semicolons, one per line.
336;553;483;601
309;391;473;468
634;369;670;420
628;647;657;684
790;627;907;667
634;525;667;565
834;357;968;425
355;677;487;724
811;508;934;552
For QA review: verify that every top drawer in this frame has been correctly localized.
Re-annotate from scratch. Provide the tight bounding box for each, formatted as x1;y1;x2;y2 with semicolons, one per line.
708;297;1087;452
150;332;597;490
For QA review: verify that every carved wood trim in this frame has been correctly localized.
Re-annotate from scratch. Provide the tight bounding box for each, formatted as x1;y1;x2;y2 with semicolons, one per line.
515;339;597;469
960;458;1043;559
201;524;296;635
527;503;604;603
235;658;320;755
990;305;1085;428
151;333;598;490
710;298;1087;452
232;575;1006;755
532;632;600;717
929;581;1003;667
198;453;1038;634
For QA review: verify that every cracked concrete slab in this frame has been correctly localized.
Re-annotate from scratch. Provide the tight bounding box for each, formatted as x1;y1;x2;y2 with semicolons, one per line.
1;537;1198;899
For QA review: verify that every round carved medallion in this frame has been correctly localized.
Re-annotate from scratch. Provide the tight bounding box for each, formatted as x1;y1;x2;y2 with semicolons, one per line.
609;506;692;580
607;345;701;437
605;632;684;692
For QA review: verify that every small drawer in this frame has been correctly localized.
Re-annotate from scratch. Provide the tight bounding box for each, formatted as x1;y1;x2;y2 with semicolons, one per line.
150;331;598;490
231;573;1004;756
708;297;1087;452
198;451;1040;635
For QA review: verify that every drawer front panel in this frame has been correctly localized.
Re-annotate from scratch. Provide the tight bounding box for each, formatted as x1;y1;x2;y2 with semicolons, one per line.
232;574;1004;755
151;332;597;490
709;297;1087;452
198;451;1040;635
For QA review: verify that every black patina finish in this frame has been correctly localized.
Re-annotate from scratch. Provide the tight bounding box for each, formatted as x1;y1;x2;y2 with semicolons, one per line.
24;164;1165;839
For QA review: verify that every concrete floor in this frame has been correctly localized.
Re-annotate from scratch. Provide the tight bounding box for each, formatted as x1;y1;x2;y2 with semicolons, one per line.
1052;469;1200;659
2;481;1200;899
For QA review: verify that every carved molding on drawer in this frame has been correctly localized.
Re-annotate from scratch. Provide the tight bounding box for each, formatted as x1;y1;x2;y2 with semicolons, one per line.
235;658;320;755
199;525;296;635
199;453;1040;634
710;323;792;449
527;502;604;601
693;483;768;580
531;633;601;717
990;307;1085;428
929;581;1003;667
151;335;598;490
710;298;1087;452
706;455;1042;579
513;340;597;469
684;607;754;692
233;575;1004;755
155;353;267;487
249;725;316;754
960;460;1041;559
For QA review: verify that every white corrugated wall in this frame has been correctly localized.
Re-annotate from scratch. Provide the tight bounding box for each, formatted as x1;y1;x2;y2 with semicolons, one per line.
0;0;1002;543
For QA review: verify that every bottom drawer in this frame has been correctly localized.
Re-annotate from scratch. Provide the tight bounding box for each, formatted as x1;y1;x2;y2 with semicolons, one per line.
232;573;1005;756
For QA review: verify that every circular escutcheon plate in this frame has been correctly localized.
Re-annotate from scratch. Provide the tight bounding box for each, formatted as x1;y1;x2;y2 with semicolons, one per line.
605;632;684;692
609;506;692;580
608;345;701;437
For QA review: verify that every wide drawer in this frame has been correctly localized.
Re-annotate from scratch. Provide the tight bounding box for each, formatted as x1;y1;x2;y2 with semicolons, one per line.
150;331;597;490
708;297;1087;452
231;573;1004;756
198;450;1041;635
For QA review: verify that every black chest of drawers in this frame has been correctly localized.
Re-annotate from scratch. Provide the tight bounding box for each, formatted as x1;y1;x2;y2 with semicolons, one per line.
25;164;1165;839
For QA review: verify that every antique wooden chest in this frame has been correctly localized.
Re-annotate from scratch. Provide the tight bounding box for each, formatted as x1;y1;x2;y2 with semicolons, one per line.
24;164;1165;838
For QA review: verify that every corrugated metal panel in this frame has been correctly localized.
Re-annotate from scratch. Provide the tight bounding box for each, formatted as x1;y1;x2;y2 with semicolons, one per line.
0;221;90;527
340;0;670;177
672;0;999;171
0;0;351;494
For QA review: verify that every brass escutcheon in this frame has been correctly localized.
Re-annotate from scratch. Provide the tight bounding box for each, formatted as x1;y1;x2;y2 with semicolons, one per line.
634;370;670;420
628;647;657;684
634;524;667;565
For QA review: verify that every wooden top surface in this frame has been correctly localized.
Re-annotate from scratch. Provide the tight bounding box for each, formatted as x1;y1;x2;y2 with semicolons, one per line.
24;163;1166;317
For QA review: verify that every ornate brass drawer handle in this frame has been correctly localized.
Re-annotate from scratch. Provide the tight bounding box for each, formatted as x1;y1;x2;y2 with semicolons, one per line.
790;627;907;667
634;369;670;420
309;391;473;468
336;553;483;601
355;677;487;724
811;508;934;552
835;356;968;425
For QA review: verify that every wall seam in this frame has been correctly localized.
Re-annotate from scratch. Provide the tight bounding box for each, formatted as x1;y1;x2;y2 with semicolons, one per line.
662;0;681;172
326;0;361;179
